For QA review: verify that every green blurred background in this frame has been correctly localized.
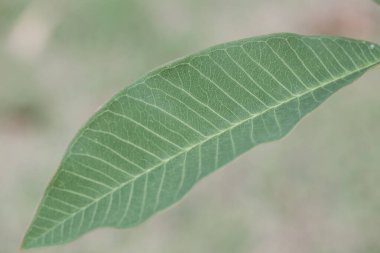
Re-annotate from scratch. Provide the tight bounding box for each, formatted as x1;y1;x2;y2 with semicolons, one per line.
1;0;380;252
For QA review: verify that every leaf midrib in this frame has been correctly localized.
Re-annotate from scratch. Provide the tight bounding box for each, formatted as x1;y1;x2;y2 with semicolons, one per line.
28;61;377;243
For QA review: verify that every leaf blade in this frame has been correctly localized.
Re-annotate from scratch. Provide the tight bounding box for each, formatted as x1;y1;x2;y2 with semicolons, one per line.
23;33;380;248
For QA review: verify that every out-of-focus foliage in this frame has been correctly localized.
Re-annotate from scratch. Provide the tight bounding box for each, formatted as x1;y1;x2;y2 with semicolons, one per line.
1;0;380;252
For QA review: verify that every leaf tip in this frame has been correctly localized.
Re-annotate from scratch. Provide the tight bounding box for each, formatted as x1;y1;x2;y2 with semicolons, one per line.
21;237;33;249
21;238;33;250
21;227;41;249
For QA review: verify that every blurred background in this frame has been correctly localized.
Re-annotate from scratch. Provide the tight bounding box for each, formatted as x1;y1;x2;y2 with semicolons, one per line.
1;0;380;252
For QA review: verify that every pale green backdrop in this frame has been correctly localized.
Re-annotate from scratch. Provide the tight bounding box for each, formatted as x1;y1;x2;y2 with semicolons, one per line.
0;0;379;252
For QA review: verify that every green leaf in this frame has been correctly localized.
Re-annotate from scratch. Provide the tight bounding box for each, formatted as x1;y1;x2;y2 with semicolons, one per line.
23;33;380;248
374;0;380;4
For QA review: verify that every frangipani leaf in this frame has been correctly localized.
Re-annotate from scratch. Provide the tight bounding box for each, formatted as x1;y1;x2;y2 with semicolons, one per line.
23;33;380;248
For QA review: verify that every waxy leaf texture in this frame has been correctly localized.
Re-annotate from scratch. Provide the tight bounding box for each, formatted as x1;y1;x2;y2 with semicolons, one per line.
23;33;380;248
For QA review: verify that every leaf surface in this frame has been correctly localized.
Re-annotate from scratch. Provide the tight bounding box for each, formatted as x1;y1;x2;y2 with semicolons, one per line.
23;33;380;248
